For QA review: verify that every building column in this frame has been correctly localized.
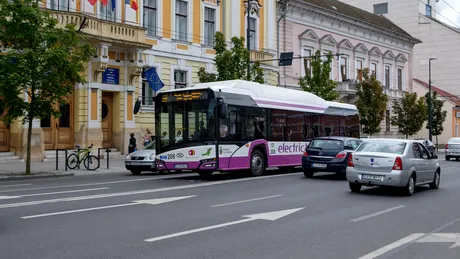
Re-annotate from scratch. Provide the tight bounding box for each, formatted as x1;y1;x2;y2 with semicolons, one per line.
86;87;103;148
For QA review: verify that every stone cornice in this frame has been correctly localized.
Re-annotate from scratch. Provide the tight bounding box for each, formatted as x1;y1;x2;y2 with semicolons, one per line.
287;1;419;51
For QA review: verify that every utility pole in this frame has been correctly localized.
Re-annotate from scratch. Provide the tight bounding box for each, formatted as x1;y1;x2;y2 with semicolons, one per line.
246;1;251;81
428;58;436;142
277;0;289;86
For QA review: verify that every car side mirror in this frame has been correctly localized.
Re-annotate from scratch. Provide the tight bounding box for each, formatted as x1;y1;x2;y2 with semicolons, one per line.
217;103;228;119
432;154;438;159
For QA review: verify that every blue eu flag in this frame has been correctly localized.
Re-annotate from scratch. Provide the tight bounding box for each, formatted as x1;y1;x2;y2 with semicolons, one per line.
144;67;164;92
112;0;116;11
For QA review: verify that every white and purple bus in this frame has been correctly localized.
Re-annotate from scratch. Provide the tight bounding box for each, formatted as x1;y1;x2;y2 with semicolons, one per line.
154;80;359;177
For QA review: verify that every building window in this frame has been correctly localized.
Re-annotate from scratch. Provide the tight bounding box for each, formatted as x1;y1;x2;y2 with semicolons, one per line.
249;17;256;50
386;110;390;132
426;4;432;17
144;0;157;37
371;62;377;78
204;7;216;46
385;65;390;88
100;1;116;22
340;57;348;81
174;70;187;89
374;3;388;15
356;60;363;82
397;68;403;90
303;49;312;76
175;0;188;41
142;80;154;106
51;0;69;11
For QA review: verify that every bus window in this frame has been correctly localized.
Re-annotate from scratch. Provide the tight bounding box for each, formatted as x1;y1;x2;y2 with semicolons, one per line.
287;111;302;141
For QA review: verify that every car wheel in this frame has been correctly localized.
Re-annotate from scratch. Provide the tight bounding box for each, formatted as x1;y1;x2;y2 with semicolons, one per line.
404;174;416;196
131;170;142;175
457;158;459;161
349;182;362;193
303;170;315;178
250;149;265;177
429;170;440;189
446;156;450;161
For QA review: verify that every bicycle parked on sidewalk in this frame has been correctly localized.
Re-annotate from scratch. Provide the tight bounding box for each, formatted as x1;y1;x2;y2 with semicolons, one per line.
66;144;100;170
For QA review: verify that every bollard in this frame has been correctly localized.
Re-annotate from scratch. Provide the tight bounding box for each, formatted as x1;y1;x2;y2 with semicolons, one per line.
55;149;59;171
65;150;68;171
105;148;112;169
76;146;81;169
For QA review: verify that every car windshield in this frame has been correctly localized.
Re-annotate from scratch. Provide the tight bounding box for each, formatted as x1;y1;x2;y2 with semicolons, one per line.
308;139;344;150
143;141;155;150
357;141;406;154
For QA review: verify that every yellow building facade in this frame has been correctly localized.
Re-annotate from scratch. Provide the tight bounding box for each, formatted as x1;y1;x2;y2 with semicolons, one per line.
0;0;278;159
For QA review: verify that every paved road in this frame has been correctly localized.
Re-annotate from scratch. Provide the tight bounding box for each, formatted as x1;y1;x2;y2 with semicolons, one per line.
0;160;459;259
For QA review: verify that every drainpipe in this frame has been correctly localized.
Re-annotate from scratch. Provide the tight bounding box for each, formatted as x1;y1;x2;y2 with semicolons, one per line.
276;0;289;87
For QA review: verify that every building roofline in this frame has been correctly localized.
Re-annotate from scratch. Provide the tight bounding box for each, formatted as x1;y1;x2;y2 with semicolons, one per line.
413;78;460;106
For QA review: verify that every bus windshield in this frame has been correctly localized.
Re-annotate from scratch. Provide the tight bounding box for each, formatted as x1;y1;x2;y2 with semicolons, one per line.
156;93;217;153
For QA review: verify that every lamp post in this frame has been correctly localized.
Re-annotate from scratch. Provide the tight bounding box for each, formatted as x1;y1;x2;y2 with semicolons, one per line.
245;0;261;81
428;58;436;142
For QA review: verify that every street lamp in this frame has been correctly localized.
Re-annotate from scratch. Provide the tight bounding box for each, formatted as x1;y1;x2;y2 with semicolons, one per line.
428;58;437;142
244;0;262;81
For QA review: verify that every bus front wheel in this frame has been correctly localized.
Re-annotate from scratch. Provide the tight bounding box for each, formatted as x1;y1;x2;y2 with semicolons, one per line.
250;149;265;177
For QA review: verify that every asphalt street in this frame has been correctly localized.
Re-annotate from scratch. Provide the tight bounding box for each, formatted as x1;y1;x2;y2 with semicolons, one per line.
1;160;460;259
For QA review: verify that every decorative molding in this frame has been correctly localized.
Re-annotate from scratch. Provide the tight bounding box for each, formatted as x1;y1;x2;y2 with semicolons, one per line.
383;50;396;60
338;39;353;50
319;34;337;47
244;0;262;16
369;47;383;57
354;43;369;54
298;29;319;43
396;54;408;63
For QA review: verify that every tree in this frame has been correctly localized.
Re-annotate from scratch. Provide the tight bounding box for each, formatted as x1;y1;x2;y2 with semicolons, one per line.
299;50;339;101
0;0;93;174
355;68;389;136
197;31;264;84
391;92;428;139
425;91;447;148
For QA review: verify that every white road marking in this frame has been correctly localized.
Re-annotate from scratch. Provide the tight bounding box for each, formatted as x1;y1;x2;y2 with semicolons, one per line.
0;173;302;209
0;174;196;193
0;184;32;188
13;188;109;198
358;233;424;259
350;205;406;222
211;195;283;208
144;208;304;242
21;196;196;219
417;233;460;249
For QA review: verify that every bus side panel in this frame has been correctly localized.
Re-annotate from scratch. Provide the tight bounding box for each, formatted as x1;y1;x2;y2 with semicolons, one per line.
219;144;251;171
266;142;309;167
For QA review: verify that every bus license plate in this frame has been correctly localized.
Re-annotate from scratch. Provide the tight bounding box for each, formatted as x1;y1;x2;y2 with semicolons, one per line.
312;163;327;168
175;164;188;169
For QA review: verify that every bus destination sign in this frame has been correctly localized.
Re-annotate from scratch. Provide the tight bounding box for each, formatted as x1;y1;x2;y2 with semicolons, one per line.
161;90;207;102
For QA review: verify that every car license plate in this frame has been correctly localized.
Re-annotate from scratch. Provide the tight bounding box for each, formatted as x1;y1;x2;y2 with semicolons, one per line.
312;163;327;168
175;164;188;169
131;162;140;166
362;174;383;181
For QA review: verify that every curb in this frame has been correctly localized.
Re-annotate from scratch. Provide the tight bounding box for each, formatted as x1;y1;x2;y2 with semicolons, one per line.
0;172;74;181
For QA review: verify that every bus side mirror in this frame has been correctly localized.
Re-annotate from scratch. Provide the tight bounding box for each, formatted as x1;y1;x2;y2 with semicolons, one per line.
217;103;228;119
133;99;141;114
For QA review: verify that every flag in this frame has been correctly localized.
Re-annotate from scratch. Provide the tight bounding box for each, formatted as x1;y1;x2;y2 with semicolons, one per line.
130;0;138;11
111;0;116;11
88;0;97;6
100;0;108;6
144;67;164;92
125;0;130;4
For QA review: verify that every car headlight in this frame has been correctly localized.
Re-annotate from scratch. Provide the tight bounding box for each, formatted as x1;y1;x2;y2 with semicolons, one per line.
126;153;133;159
149;154;155;160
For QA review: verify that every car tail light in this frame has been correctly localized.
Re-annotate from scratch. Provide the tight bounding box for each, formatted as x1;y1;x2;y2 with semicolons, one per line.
303;151;309;157
347;153;354;167
335;151;347;159
446;143;449;149
392;157;403;170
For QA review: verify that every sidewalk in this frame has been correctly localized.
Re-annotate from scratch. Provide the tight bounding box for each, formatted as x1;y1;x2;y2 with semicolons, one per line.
0;159;130;180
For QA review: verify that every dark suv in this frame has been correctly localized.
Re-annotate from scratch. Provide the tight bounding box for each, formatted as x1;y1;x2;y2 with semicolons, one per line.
302;137;362;178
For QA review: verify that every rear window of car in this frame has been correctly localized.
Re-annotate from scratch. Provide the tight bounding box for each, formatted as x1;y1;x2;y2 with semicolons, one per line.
308;139;344;150
356;141;407;154
449;138;460;144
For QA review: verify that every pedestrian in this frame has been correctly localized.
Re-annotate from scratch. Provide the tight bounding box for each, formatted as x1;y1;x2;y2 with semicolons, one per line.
144;129;152;146
128;133;137;154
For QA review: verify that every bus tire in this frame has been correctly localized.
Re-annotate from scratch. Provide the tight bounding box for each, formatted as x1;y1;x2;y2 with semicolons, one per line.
250;149;265;177
198;171;213;178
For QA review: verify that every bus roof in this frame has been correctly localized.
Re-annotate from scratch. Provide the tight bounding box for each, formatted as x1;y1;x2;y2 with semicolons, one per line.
160;80;357;116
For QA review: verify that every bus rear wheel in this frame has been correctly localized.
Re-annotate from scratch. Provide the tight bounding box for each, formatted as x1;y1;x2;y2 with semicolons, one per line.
250;149;265;177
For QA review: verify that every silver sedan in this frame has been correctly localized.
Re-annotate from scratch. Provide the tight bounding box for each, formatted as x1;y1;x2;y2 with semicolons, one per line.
346;139;441;196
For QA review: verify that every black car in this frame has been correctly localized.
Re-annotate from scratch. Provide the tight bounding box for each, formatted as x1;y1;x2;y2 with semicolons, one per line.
302;137;362;178
415;139;436;157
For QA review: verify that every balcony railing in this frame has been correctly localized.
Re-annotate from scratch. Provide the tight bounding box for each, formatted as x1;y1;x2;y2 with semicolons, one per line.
250;50;275;65
337;80;358;92
47;10;149;48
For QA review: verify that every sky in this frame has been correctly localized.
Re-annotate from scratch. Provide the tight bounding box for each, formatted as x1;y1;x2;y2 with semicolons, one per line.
437;0;460;28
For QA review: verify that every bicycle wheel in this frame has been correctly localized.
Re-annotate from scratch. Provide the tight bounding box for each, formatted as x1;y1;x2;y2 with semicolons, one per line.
84;155;100;171
67;154;79;169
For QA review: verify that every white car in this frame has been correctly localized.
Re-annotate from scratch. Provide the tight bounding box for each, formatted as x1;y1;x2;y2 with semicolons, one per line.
125;142;156;175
